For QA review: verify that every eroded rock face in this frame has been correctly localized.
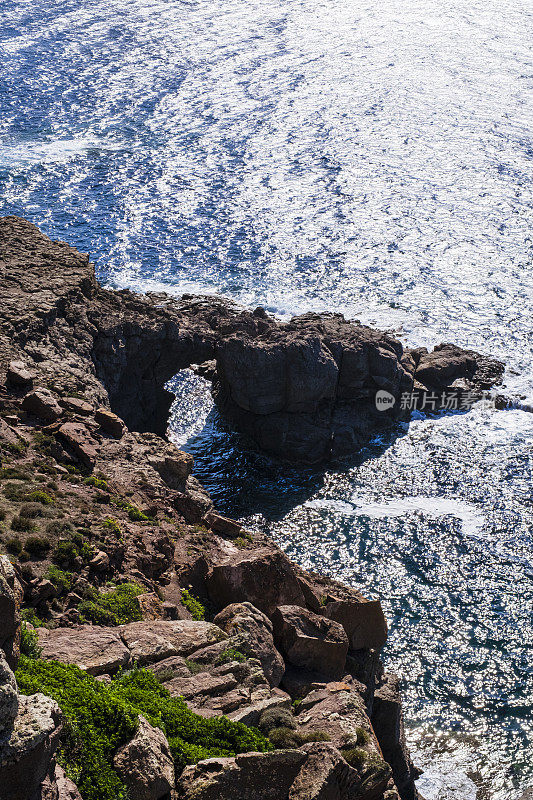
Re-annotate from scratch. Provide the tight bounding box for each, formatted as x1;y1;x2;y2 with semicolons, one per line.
207;548;306;616
288;742;361;799
0;217;505;463
214;602;285;687
37;626;130;675
113;715;175;800
119;620;226;666
272;605;349;680
0;694;63;800
176;751;307;800
0;652;18;736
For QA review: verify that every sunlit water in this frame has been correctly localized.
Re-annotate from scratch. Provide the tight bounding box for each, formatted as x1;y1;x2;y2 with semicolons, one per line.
1;0;532;797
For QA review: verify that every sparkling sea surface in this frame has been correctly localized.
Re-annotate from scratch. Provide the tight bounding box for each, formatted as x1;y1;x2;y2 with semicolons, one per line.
1;0;532;797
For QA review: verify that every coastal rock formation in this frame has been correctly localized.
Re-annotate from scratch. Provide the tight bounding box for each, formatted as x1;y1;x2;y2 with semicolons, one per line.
0;215;510;799
0;217;504;464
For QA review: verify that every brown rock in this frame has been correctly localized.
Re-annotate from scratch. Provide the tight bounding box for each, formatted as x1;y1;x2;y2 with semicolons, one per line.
272;605;348;680
6;360;34;389
214;602;285;687
113;715;175;800
207;548;306;616
136;592;164;620
176;750;307;800
88;550;110;572
22;389;62;422
57;422;98;469
59;397;93;416
95;407;126;438
0;651;18;735
203;511;242;538
37;764;83;800
288;742;360;799
165;672;238;700
296;682;375;752
324;598;388;651
119;619;226;666
37;626;130;675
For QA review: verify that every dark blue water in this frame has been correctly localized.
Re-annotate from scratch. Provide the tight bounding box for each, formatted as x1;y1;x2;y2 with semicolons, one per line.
1;1;532;797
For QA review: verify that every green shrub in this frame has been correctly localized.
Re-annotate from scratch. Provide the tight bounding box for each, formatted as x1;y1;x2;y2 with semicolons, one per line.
258;707;297;735
10;515;36;533
25;490;55;505
33;432;56;456
5;537;23;555
53;539;78;567
19;502;45;518
84;477;109;491
127;505;149;522
45;565;74;593
20;623;42;658
3;482;28;501
268;726;301;748
21;608;43;627
0;505;6;521
214;647;247;666
25;536;51;557
102;518;121;536
180;589;205;621
78;583;143;626
0;467;29;480
46;520;74;537
184;659;206;675
15;659;270;800
355;726;370;745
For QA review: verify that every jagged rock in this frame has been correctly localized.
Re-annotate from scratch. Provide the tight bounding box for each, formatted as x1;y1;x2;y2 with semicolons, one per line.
59;397;93;416
95;407;126;437
147;442;194;487
0;693;63;800
37;764;83;800
119;619;226;666
113;715;175;800
37;626;130;675
214;602;285;687
324;598;388;651
272;605;349;680
176;750;307;800
88;550;110;572
371;675;419;800
21;390;62;422
296;681;376;751
6;360;34;389
165;671;238;700
0;652;18;735
207;548;306;616
57;422;98;469
0;556;21;670
288;742;361;799
135;592;164;620
203;511;242;538
228;694;291;727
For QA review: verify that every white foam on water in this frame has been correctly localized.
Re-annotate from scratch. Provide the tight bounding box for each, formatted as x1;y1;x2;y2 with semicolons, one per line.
305;495;486;538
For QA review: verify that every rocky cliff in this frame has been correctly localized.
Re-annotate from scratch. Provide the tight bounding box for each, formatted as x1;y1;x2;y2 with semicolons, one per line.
0;217;506;800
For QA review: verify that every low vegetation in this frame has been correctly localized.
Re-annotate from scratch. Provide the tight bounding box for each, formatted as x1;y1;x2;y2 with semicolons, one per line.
78;582;144;626
15;656;271;800
180;588;205;620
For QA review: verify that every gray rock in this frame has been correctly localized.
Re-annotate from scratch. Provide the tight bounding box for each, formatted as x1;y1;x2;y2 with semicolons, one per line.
176;750;307;800
214;602;285;687
21;389;62;422
0;652;18;735
119;619;227;666
38;626;130;675
113;716;175;800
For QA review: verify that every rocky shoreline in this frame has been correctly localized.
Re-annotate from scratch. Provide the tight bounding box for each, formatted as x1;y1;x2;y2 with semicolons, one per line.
0;216;508;800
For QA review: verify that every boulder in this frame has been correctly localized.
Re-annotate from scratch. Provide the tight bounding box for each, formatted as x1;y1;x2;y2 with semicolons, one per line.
296;681;377;751
0;652;18;735
37;764;83;800
59;397;93;416
113;715;175;800
203;511;242;538
0;556;21;670
88;550;110;572
6;360;34;389
57;423;98;469
207;548;306;617
228;694;291;727
37;626;130;675
324;598;388;651
22;389;61;422
288;742;360;799
272;605;348;679
95;407;126;438
176;750;307;800
0;693;63;800
119;619;226;666
214;602;285;687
